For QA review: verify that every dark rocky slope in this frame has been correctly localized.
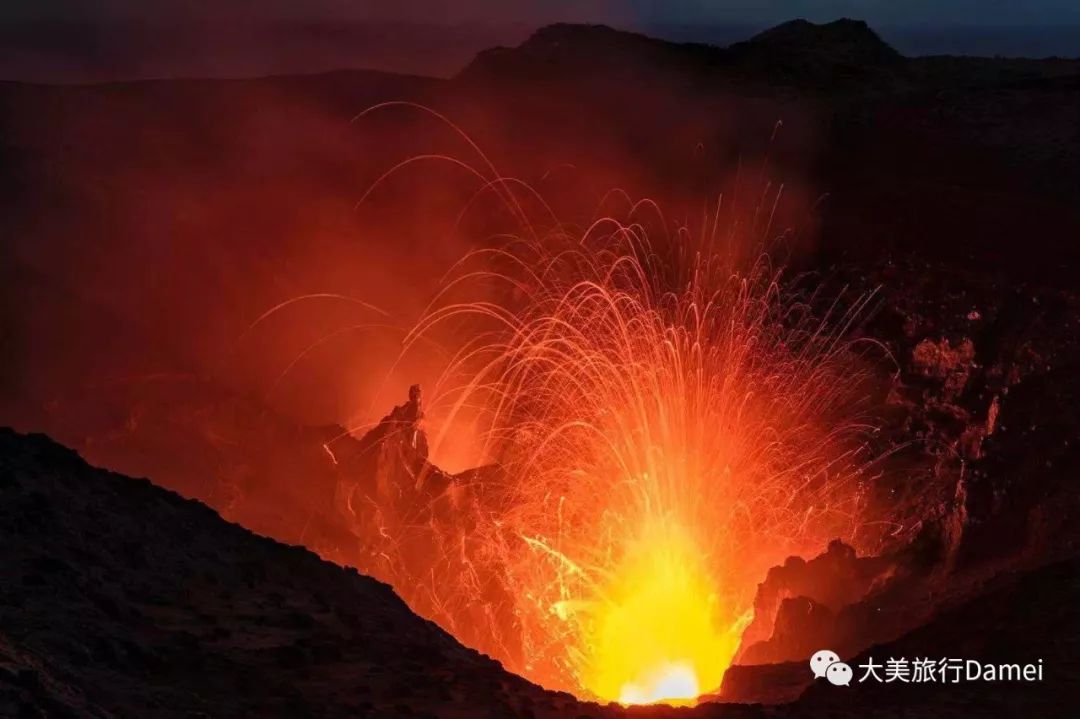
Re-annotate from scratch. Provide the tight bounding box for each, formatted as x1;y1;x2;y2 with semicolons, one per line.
0;428;578;718
3;427;1079;718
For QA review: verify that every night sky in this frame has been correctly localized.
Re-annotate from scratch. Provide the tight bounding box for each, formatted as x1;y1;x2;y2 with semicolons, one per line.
7;0;1080;25
3;1;1080;82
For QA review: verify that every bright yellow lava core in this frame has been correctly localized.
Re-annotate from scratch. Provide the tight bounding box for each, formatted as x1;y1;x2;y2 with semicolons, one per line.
582;523;745;706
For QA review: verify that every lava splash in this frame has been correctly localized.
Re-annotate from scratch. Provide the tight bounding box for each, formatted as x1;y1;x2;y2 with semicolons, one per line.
408;207;881;700
583;521;745;705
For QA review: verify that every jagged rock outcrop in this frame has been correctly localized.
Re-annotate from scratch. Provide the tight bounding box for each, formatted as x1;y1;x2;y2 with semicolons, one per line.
735;540;894;665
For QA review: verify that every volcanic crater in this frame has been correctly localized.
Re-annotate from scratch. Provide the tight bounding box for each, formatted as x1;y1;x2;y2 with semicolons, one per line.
3;16;1080;719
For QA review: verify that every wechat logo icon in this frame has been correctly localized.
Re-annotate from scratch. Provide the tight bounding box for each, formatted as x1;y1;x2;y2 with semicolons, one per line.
810;649;852;687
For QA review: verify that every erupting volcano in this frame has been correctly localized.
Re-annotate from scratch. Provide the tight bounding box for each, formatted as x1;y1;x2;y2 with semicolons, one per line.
6;15;1079;718
321;127;888;704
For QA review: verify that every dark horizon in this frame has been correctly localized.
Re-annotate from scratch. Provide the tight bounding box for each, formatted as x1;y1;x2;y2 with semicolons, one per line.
3;17;1080;84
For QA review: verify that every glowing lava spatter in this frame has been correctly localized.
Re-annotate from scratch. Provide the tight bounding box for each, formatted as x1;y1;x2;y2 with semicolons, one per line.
318;105;885;704
409;208;881;703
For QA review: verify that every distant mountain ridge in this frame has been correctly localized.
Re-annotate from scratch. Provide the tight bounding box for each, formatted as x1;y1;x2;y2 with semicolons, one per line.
461;18;904;88
731;18;902;69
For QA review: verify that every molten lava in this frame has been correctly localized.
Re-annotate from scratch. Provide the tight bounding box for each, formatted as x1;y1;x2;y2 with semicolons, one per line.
583;521;744;704
309;110;885;704
406;206;880;702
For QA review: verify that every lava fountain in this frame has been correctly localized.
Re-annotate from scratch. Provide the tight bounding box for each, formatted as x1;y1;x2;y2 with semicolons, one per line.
282;104;891;705
406;203;882;703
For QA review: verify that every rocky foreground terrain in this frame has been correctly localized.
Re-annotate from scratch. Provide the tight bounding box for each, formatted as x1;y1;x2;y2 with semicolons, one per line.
2;426;1078;718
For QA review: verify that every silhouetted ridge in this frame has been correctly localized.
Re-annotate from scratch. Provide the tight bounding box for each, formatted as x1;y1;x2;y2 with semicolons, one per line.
732;18;902;69
459;23;728;84
460;19;903;89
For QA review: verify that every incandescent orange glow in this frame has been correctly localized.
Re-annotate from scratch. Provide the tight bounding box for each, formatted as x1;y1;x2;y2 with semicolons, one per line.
584;521;745;704
411;202;881;701
334;107;885;704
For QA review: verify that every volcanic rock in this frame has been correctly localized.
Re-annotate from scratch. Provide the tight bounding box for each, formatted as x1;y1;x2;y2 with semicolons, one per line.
735;540;894;665
912;337;976;397
0;427;565;718
3;427;1079;717
792;555;1080;718
955;361;1080;568
718;544;1080;714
